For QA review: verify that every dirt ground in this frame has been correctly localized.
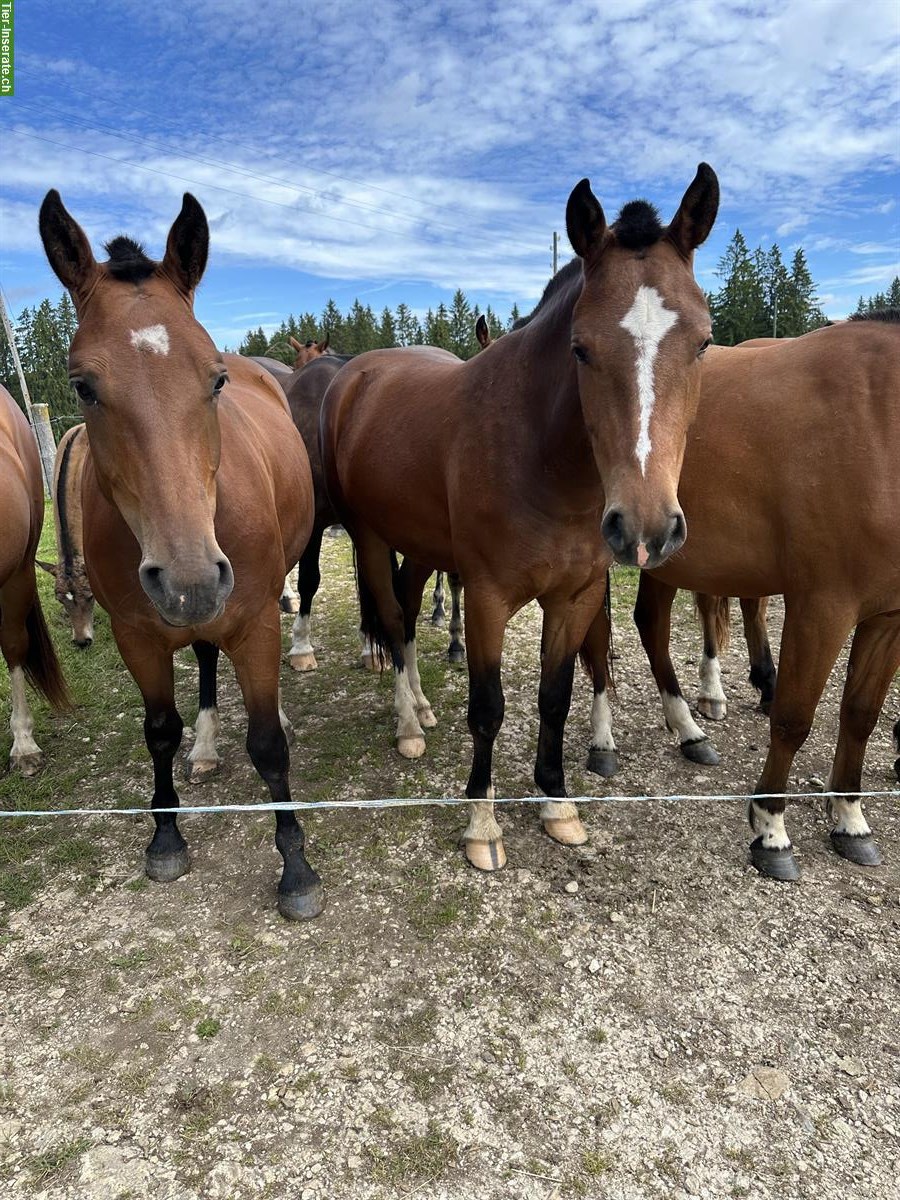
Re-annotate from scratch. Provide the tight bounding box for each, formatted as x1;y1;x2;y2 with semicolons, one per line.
1;535;899;1200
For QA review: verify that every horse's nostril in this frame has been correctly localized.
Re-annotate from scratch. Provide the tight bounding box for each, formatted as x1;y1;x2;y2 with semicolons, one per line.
601;509;627;554
669;511;686;548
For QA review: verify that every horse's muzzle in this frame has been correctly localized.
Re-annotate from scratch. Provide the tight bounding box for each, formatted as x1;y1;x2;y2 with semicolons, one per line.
601;507;686;569
139;556;235;626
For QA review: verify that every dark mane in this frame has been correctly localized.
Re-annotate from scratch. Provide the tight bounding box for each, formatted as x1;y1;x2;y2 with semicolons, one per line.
613;200;664;251
512;258;581;329
103;236;156;283
848;307;900;323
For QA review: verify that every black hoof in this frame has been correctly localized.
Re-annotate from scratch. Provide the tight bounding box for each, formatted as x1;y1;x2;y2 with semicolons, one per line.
750;837;800;881
278;882;325;921
681;738;720;766
587;747;618;778
831;831;883;867
448;646;466;667
145;846;190;883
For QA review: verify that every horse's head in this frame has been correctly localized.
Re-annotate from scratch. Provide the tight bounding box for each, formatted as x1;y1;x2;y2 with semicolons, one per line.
290;333;330;368
566;164;719;568
37;559;95;647
39;191;234;627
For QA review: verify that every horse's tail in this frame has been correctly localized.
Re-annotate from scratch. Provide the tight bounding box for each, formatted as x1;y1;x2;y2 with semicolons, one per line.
577;571;615;695
23;591;72;712
353;545;401;672
694;593;731;654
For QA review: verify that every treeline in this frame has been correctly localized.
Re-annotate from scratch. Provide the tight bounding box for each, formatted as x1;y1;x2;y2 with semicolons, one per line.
0;295;80;428
853;276;900;315
238;289;516;362
708;231;827;344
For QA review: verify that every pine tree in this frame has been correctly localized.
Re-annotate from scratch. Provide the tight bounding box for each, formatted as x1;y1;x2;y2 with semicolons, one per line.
425;303;451;350
320;300;344;350
507;303;521;331
377;307;397;349
709;230;766;344
395;302;416;346
239;326;270;356
448;289;474;358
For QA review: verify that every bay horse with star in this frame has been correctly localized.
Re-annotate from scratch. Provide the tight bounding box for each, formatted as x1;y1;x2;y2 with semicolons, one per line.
0;384;71;774
321;164;719;870
581;314;900;879
39;190;323;920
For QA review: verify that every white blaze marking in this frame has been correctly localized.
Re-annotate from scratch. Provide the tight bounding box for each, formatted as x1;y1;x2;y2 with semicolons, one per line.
130;324;170;355
619;286;678;474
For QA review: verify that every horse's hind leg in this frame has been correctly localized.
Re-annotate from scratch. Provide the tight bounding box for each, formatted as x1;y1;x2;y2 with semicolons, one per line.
228;612;323;920
186;640;220;784
825;614;900;866
742;597;776;713
115;631;189;882
447;572;466;665
397;558;438;730
280;566;300;614
580;602;618;778
0;573;44;775
695;594;728;721
430;571;445;627
894;718;900;783
634;575;720;765
749;597;855;881
355;529;428;758
289;525;324;672
461;584;509;870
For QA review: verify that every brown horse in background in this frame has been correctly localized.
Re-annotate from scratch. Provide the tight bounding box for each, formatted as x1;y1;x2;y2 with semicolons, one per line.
39;190;323;920
36;423;95;649
0;384;70;774
583;315;900;879
289;334;333;368
321;165;719;870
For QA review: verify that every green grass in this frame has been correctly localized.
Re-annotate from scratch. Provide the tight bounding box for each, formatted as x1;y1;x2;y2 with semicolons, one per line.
195;1017;221;1039
26;1136;92;1185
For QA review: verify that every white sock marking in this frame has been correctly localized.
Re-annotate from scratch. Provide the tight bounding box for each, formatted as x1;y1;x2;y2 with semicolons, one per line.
661;691;706;745
9;667;41;761
749;799;791;850
393;668;424;742
465;792;503;843
590;690;617;752
188;706;220;767
403;640;434;719
130;325;170;355
290;613;314;658
698;653;726;704
619;286;678;474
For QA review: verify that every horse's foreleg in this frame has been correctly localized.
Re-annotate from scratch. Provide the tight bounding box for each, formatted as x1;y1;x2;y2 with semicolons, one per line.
534;589;604;847
634;575;719;765
290;525;324;672
825;614;900;867
398;558;438;730
461;585;509;870
749;598;855;881
228;613;323;921
742;597;776;713
115;631;188;883
580;600;618;778
695;593;728;721
0;573;43;776
447;572;466;665
186;640;220;783
430;571;445;627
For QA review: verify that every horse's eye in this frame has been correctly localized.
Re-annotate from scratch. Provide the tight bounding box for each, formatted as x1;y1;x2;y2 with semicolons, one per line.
697;337;713;358
213;373;228;395
572;345;589;364
71;378;97;406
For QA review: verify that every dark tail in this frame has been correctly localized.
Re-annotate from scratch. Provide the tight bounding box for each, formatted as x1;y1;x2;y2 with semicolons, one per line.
577;571;615;695
23;594;72;712
694;592;731;654
353;545;401;672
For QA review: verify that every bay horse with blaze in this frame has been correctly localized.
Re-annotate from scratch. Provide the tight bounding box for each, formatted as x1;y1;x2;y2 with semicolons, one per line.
39;191;323;919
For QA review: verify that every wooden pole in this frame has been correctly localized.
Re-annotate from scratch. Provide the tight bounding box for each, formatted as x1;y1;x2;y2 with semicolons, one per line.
0;289;54;493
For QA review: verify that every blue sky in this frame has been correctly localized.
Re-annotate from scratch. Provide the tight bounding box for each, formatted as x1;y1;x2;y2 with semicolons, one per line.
2;0;898;347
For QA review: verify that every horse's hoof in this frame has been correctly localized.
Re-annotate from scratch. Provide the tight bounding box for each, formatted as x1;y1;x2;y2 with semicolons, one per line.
186;758;219;785
543;817;588;846
280;596;300;614
397;735;426;759
697;698;727;721
289;652;318;672
430;614;445;629
681;738;720;766
448;646;467;667
278;882;325;921
11;752;44;777
465;838;507;871
749;837;800;882
145;847;190;883
831;831;883;867
587;747;618;778
417;706;438;729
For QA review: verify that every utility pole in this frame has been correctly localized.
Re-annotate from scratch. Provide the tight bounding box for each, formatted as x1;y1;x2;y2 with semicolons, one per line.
552;231;558;276
0;289;55;493
773;287;778;338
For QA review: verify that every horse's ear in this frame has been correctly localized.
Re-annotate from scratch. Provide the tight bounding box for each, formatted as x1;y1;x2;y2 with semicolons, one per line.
667;163;720;258
36;560;59;578
162;193;209;296
39;191;99;305
566;179;608;261
319;333;329;353
289;336;303;352
475;314;491;349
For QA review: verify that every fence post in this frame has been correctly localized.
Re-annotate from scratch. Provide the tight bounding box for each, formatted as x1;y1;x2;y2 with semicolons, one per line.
31;404;57;497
